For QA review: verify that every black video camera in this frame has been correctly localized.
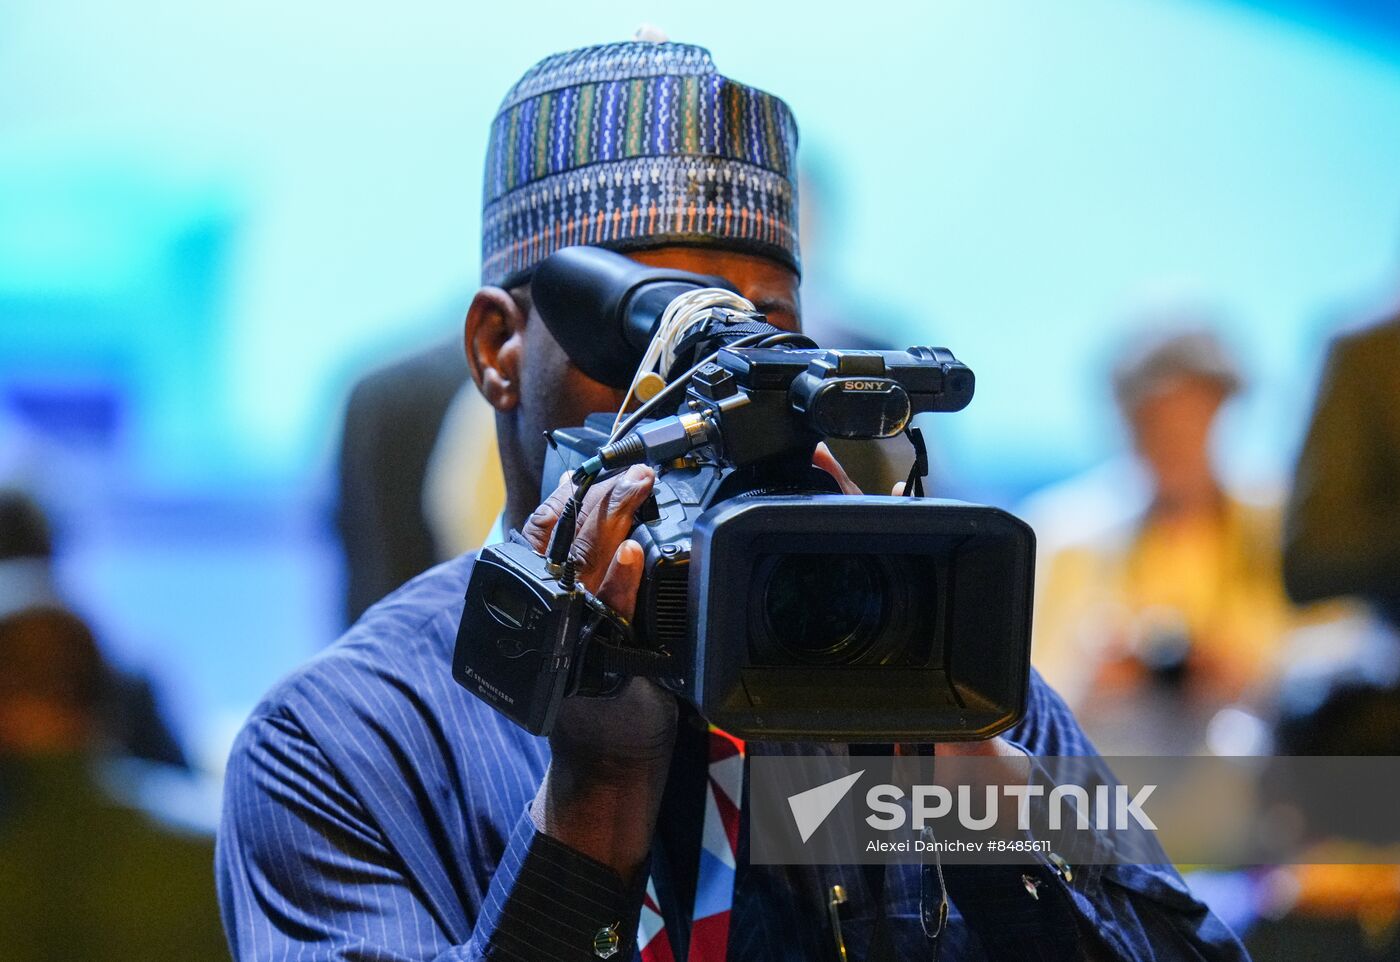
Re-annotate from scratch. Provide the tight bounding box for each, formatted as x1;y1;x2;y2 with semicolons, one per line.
453;247;1035;741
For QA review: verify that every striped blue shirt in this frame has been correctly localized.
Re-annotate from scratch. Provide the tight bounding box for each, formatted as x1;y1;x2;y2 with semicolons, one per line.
216;552;1248;960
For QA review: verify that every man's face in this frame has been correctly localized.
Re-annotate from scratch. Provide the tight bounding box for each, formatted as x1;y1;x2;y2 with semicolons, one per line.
509;246;801;502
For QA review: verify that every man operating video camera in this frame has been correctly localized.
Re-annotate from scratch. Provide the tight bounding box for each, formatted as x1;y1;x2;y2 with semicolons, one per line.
216;39;1247;961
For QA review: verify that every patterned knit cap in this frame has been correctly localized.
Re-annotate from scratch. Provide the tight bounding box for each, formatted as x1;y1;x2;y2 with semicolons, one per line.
481;41;800;289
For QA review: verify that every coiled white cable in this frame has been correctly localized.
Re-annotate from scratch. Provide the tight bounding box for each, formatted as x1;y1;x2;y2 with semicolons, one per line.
609;287;756;439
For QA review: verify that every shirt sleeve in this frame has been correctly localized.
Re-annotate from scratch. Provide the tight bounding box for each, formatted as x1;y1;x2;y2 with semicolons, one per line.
941;672;1250;961
216;713;643;962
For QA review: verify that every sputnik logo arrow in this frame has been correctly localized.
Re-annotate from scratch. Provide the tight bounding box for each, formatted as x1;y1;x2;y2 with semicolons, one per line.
787;770;864;843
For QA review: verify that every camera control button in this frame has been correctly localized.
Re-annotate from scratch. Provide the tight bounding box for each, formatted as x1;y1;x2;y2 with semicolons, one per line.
635;493;661;525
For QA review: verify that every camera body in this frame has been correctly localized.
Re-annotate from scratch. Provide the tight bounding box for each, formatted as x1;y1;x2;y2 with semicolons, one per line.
453;246;1036;742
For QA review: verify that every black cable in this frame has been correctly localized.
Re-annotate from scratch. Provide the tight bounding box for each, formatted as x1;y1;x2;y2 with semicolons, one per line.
546;472;593;590
606;334;759;443
550;327;808;587
607;329;809;444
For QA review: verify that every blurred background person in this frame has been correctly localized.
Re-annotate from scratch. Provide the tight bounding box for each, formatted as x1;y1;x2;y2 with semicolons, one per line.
1029;323;1332;754
335;333;497;625
0;489;226;961
1232;307;1400;959
1273;304;1400;759
0;490;188;768
421;374;507;560
1284;311;1400;630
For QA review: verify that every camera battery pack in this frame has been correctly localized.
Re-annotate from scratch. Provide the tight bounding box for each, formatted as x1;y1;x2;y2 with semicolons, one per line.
453;540;585;736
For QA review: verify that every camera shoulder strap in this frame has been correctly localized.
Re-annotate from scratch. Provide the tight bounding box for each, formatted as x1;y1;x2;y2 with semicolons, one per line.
862;862;899;962
903;425;929;498
857;744;946;962
861;860;944;962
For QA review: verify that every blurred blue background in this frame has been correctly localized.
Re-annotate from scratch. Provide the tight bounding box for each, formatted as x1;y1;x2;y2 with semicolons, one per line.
3;0;1399;769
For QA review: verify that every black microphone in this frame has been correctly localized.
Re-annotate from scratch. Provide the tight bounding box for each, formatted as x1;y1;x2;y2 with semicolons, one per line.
529;246;737;389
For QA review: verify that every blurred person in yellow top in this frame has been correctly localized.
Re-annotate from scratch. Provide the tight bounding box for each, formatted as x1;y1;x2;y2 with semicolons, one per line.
1027;326;1335;755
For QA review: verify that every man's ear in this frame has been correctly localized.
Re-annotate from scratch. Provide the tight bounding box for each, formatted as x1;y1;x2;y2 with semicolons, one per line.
464;287;526;412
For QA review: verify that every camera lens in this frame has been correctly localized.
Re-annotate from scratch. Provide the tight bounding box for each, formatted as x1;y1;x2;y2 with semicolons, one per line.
759;553;888;664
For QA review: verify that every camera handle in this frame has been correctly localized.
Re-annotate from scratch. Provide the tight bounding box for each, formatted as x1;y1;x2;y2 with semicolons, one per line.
903;425;929;498
576;592;680;683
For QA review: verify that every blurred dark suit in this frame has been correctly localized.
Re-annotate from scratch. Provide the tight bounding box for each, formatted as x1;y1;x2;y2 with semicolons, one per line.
1284;314;1400;626
0;754;227;961
336;338;468;625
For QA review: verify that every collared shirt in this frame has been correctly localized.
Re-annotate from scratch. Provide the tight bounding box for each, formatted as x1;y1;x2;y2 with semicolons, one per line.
216;552;1249;961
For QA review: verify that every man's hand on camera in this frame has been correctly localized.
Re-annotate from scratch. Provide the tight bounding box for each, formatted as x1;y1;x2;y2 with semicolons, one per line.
520;464;677;880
